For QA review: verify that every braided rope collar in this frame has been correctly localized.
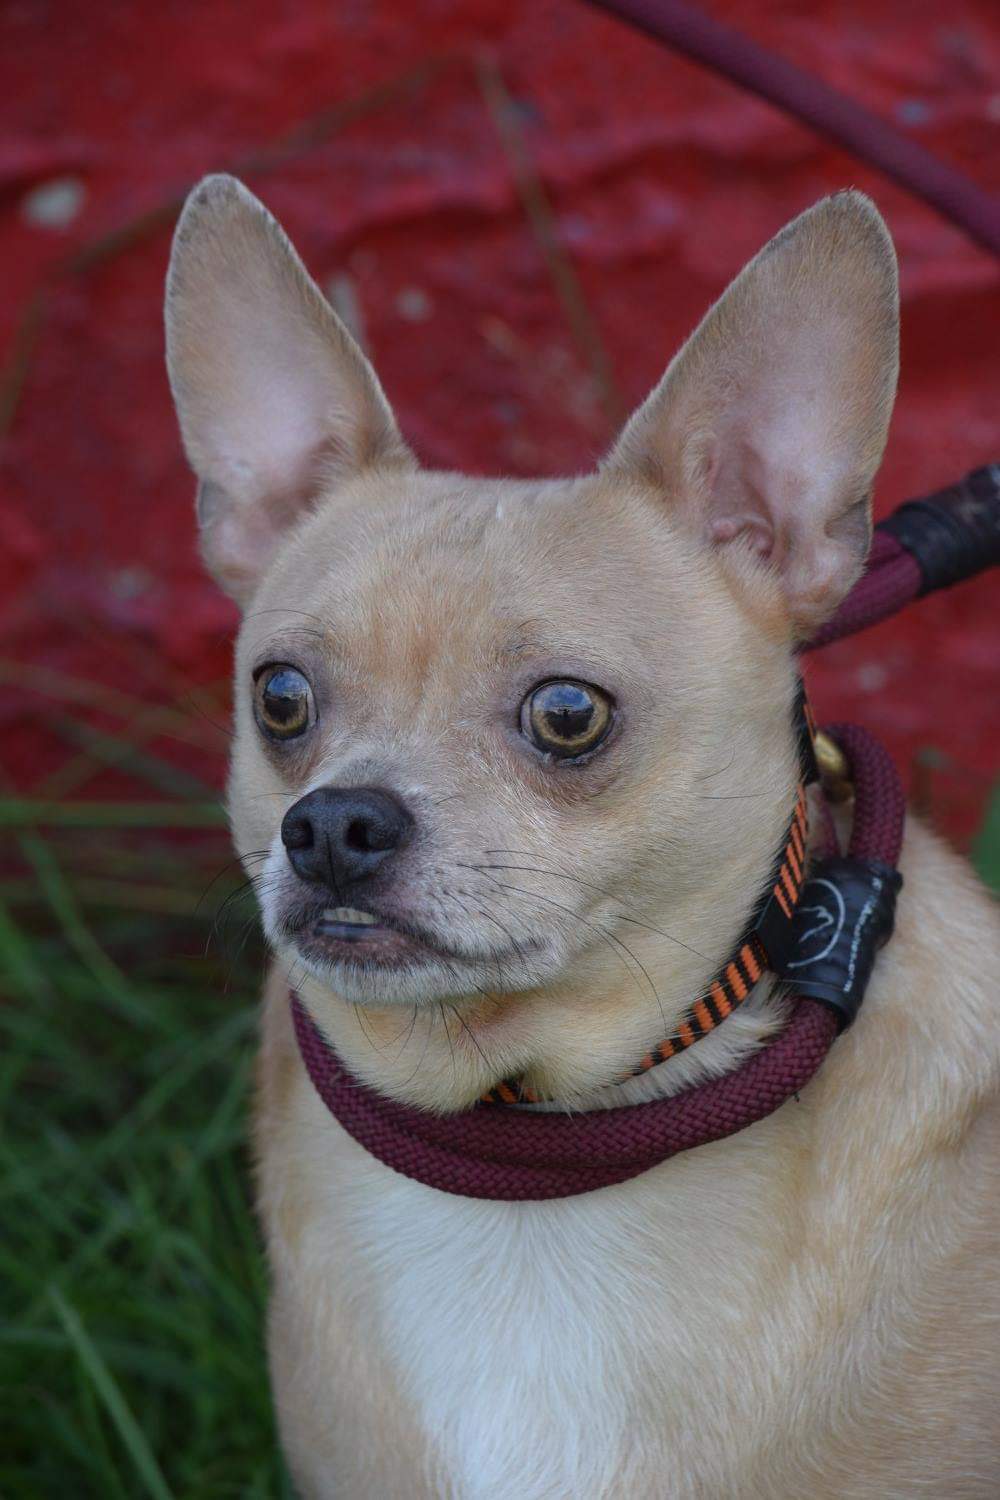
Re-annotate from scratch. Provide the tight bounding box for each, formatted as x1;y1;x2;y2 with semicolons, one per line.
289;717;905;1201
285;681;913;1204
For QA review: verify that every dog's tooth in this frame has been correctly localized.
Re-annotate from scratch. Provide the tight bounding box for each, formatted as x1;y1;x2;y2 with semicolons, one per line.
322;907;378;926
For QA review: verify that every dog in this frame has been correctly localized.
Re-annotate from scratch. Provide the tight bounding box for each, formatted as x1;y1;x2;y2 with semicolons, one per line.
165;175;1000;1498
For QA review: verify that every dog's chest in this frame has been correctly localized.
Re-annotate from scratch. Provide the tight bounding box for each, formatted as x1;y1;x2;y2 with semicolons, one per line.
365;1182;647;1497
339;1155;792;1500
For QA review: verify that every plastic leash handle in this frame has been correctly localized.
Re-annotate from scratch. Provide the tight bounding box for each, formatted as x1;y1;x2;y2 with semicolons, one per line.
879;464;1000;597
807;464;1000;651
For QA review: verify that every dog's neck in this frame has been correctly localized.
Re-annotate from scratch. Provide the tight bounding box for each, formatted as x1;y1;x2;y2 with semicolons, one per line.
292;771;808;1115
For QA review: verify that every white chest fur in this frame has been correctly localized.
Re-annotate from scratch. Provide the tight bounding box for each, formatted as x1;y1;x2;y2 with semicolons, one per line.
313;1121;811;1500
364;1177;661;1499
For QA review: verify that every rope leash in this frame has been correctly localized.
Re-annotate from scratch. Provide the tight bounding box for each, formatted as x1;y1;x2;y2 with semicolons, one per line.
578;0;1000;257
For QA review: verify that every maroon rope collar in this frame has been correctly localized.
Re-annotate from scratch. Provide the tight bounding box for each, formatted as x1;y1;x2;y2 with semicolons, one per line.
291;722;904;1200
292;991;838;1199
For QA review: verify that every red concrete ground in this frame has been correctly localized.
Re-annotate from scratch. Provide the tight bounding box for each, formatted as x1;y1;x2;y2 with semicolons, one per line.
1;0;997;844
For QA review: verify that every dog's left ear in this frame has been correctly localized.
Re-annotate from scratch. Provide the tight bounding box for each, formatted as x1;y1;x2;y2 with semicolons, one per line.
605;192;899;634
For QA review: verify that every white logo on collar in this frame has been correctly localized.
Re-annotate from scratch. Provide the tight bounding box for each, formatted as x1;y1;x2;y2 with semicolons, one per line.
786;877;846;969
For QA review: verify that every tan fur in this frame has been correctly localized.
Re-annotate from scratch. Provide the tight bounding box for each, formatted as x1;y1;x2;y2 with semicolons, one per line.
257;824;1000;1498
165;177;1000;1497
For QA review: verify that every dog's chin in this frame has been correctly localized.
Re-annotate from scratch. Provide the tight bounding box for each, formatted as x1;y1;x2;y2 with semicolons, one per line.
268;911;560;1009
278;940;483;1006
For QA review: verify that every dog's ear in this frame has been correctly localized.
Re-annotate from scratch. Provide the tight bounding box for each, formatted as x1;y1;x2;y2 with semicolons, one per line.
165;174;413;606
605;192;898;634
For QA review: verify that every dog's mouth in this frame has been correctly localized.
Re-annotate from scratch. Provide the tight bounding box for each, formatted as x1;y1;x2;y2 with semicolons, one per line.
308;905;425;966
284;901;476;971
317;905;387;938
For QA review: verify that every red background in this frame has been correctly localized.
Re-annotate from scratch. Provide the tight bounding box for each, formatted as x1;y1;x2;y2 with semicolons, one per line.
1;0;997;845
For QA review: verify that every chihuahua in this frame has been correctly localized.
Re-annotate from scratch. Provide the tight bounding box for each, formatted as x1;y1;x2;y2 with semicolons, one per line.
166;176;1000;1498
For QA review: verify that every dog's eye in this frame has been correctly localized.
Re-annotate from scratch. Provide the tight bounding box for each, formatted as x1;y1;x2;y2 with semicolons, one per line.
521;680;613;759
253;665;315;741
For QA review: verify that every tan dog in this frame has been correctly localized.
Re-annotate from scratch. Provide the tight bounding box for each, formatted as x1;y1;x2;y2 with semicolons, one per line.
166;175;1000;1498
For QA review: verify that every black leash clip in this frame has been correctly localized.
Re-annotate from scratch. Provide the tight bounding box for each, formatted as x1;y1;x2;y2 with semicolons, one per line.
773;856;903;1030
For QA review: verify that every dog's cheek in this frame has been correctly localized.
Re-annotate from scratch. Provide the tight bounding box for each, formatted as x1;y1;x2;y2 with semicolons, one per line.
226;740;285;867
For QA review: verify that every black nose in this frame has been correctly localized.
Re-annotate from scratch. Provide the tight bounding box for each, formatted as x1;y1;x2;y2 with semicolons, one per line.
280;787;414;890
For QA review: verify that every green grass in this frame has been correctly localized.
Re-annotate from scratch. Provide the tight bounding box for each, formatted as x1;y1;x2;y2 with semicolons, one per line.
0;821;293;1498
973;781;1000;895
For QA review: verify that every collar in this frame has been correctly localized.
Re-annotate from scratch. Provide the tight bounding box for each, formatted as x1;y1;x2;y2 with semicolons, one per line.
481;776;810;1105
479;678;817;1104
290;688;903;1198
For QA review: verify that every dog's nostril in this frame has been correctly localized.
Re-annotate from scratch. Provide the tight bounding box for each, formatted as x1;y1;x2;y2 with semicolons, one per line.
280;812;314;851
345;817;373;853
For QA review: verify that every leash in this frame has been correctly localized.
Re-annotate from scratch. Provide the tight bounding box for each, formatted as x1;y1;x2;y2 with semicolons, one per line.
807;465;1000;649
291;465;999;1200
578;0;1000;257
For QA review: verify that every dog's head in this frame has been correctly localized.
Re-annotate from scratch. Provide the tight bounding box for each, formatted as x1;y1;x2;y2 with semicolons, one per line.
165;176;897;1109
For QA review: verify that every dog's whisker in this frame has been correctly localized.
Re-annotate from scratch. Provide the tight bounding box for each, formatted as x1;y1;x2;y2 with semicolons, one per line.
446;1000;492;1073
241;607;328;631
196;850;269;914
696;792;767;801
372;998;425;1053
472;900;542;989
438;1001;458;1085
473;873;669;1036
438;886;543;990
353;1002;385;1055
693;743;739;781
460;859;708;960
395;1005;420;1059
397;1007;437;1091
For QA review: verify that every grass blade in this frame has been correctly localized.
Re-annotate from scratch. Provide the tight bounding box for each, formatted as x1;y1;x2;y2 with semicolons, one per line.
0;800;225;828
973;780;1000;893
48;1286;175;1500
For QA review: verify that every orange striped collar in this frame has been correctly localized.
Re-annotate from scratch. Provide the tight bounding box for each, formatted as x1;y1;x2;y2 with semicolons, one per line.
481;684;817;1106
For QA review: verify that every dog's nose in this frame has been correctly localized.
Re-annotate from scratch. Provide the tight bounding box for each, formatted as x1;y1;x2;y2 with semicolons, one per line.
280;787;414;889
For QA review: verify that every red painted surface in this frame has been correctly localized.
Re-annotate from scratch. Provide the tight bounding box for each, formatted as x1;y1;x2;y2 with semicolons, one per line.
1;1;997;843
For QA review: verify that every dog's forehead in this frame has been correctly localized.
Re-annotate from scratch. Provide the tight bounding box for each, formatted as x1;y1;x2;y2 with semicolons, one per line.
249;469;699;657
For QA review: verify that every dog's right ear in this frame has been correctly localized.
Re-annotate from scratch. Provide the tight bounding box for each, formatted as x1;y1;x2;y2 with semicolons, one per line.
165;175;413;606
